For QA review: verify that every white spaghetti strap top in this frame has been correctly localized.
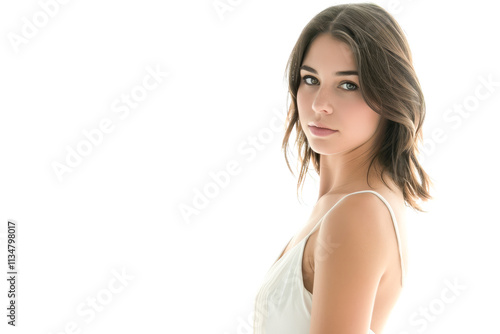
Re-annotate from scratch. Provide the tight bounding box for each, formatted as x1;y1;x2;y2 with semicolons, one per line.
253;190;406;334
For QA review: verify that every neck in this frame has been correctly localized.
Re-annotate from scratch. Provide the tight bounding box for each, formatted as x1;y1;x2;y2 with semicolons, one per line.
316;142;382;201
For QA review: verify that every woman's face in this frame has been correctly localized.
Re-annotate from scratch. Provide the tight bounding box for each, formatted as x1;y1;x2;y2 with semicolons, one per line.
297;33;381;156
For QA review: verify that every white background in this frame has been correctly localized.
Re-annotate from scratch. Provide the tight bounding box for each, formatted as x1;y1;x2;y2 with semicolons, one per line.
1;0;499;333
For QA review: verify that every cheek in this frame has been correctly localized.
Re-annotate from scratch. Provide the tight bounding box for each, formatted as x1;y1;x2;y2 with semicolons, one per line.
334;92;365;112
296;88;310;123
297;88;308;109
344;104;381;136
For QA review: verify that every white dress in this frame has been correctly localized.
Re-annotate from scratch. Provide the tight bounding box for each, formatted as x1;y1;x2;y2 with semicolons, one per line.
253;190;405;334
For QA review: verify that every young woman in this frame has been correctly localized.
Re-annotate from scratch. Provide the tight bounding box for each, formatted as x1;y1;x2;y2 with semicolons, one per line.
253;3;433;334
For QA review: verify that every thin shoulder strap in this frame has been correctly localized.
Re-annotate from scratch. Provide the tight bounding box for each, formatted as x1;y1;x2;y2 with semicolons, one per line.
307;190;405;287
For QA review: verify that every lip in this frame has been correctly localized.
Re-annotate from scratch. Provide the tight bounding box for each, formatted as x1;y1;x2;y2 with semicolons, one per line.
308;122;335;131
308;125;338;137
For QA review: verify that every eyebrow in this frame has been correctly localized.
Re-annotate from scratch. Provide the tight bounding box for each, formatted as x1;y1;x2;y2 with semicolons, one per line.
299;65;358;76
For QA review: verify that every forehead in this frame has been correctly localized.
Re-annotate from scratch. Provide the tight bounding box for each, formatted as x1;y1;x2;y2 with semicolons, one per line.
302;33;355;70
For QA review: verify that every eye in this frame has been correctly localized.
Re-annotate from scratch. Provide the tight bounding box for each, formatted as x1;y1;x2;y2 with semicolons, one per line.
301;75;359;92
339;81;358;91
301;75;318;85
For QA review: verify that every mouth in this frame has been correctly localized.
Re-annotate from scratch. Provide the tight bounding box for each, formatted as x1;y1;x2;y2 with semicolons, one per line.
308;125;338;136
308;122;336;131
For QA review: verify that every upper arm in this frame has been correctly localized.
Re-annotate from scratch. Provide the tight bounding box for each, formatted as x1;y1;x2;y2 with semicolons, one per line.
309;193;393;334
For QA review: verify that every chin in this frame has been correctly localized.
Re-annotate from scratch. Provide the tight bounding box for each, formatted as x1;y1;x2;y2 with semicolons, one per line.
308;142;342;155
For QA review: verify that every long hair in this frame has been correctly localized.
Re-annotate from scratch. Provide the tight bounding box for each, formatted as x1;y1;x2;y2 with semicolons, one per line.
282;3;434;212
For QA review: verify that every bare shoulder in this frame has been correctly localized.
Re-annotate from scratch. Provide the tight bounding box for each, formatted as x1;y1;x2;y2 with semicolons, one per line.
323;191;395;232
314;192;396;268
308;192;400;332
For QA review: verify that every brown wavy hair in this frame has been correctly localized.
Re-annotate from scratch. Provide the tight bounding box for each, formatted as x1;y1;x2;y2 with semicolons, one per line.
281;3;434;212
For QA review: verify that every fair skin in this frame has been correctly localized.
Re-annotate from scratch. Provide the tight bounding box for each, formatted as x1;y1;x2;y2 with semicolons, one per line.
276;33;409;333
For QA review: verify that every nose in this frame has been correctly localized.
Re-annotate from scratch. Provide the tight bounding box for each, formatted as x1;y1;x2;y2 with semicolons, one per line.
311;86;333;114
